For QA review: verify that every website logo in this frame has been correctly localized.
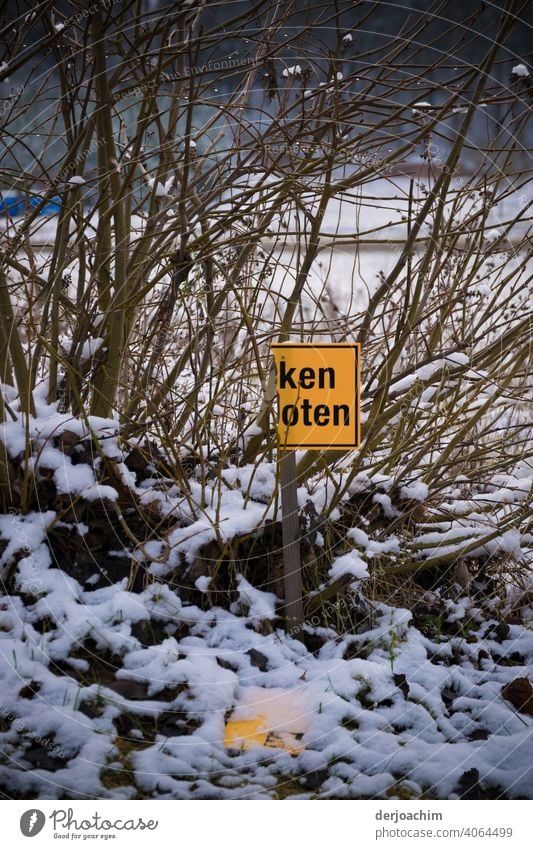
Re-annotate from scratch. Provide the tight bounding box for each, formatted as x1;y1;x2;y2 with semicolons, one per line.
20;809;46;837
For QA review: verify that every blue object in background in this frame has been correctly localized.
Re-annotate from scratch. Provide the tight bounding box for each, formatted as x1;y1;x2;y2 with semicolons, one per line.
30;195;61;214
0;194;62;216
0;194;23;215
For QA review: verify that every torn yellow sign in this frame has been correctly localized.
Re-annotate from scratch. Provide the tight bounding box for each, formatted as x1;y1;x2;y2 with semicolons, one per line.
223;687;309;755
224;716;304;755
224;716;270;750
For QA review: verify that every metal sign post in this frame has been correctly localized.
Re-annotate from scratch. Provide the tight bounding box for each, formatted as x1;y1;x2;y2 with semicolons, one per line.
272;343;360;632
279;448;304;631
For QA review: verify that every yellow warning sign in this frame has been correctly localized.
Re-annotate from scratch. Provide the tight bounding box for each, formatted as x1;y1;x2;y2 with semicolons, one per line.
271;343;360;450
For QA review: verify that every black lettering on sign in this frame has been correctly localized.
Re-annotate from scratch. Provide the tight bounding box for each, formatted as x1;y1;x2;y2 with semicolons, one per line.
279;360;336;390
281;405;298;426
279;402;350;426
279;360;297;389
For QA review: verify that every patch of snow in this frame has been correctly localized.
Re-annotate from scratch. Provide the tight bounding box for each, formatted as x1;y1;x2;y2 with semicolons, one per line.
234;574;276;624
373;493;401;518
155;177;174;196
81;483;119;502
445;352;470;366
195;576;211;593
400;481;429;502
329;550;368;581
348;527;369;547
389;374;417;394
60;335;104;362
283;65;302;77
412;102;432;115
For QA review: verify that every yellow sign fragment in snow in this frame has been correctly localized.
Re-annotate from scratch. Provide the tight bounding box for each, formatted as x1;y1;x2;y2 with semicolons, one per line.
224;716;304;754
224;688;308;755
224;716;270;750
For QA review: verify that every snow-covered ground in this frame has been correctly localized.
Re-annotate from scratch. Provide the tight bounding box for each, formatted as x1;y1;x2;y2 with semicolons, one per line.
1;573;532;800
0;398;531;799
